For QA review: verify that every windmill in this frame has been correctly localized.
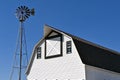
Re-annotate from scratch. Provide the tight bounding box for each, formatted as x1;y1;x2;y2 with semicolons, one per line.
10;6;35;80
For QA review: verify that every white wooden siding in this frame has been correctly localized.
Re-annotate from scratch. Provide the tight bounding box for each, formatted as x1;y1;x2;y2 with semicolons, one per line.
85;65;120;80
27;35;86;80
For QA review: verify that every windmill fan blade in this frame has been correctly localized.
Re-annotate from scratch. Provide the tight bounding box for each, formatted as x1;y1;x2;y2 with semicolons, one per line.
21;15;26;22
25;15;29;18
21;15;24;21
26;11;30;14
25;6;29;11
21;6;24;10
19;15;22;21
26;9;30;13
26;13;30;16
23;16;26;21
23;6;27;10
18;7;21;9
23;6;26;9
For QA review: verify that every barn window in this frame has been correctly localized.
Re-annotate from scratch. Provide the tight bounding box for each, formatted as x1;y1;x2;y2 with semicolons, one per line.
45;32;63;59
37;47;41;59
66;41;72;54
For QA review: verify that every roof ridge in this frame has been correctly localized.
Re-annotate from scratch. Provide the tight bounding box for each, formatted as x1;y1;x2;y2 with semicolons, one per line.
45;24;120;55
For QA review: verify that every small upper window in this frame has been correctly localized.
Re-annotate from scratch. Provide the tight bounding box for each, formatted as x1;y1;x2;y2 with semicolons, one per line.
37;47;41;59
66;41;72;54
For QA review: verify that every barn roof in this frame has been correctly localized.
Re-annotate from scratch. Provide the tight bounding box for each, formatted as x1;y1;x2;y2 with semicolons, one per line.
26;24;120;75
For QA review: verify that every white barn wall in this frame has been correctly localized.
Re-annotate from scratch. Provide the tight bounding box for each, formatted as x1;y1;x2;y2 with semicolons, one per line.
27;35;86;80
85;65;120;80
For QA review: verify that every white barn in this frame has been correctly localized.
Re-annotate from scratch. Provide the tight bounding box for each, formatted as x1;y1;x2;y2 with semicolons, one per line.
26;25;120;80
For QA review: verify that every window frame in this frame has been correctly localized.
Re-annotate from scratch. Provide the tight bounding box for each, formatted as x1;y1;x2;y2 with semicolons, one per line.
45;31;63;59
37;47;41;59
66;41;72;54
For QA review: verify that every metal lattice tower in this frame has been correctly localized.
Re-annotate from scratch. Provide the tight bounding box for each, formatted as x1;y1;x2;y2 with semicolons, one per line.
10;6;35;80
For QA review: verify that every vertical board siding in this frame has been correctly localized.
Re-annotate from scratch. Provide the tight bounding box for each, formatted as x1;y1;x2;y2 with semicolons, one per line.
27;35;86;80
86;65;120;80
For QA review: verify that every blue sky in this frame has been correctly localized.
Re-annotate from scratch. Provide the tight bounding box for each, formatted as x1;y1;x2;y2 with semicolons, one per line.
0;0;120;80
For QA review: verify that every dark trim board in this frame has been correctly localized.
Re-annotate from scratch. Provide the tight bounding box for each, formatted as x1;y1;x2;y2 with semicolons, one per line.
45;31;63;59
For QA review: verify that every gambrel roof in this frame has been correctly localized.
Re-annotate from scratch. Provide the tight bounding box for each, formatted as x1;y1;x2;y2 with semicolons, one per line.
26;24;120;75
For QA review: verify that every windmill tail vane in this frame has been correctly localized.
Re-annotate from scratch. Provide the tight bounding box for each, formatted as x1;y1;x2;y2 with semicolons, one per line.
31;8;35;16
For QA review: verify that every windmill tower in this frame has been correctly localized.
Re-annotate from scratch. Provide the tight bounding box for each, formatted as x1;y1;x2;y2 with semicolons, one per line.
10;6;35;80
